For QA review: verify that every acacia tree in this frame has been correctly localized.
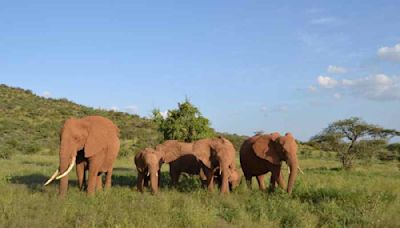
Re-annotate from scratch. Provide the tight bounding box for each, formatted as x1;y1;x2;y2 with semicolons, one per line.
152;99;215;142
310;117;399;170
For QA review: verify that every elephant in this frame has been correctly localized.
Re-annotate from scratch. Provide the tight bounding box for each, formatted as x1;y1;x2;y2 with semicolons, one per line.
192;137;238;193
169;154;206;186
44;116;120;197
134;148;163;194
169;154;242;190
240;132;299;194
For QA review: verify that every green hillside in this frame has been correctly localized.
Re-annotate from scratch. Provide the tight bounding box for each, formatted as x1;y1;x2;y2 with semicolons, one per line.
0;84;163;158
0;84;248;159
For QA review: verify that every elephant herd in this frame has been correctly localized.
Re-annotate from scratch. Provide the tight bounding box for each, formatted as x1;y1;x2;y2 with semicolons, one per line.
44;116;300;197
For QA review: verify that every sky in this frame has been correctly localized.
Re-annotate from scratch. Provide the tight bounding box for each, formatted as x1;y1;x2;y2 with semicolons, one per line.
1;1;400;141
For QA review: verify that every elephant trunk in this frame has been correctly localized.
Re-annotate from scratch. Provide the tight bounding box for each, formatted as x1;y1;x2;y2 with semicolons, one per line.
286;155;298;195
137;172;145;192
220;167;230;194
58;142;76;197
58;152;70;197
149;165;159;194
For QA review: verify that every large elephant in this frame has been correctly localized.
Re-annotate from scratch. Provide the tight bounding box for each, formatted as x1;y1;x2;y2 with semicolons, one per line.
134;148;163;194
240;132;298;194
44;116;120;197
169;154;242;190
192;137;238;193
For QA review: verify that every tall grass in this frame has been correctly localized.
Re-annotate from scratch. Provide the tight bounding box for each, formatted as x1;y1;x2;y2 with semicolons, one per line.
0;155;399;227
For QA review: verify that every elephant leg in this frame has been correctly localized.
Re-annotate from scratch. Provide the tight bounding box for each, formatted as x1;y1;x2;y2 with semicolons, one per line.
203;167;215;192
158;170;162;188
245;174;252;189
219;166;230;193
199;168;207;188
137;172;145;192
270;168;281;192
256;175;266;191
170;170;180;187
105;170;113;189
87;156;103;196
171;171;181;186
277;172;286;190
144;175;150;187
96;174;103;192
76;162;85;191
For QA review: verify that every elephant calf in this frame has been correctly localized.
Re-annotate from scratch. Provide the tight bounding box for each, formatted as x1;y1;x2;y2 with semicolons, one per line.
134;148;163;194
170;154;242;190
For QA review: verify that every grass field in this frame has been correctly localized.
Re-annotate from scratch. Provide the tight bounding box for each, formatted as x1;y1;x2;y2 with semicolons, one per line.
0;154;399;227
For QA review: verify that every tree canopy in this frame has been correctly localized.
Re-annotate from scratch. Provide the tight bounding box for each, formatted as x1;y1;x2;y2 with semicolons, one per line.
152;99;215;142
310;117;400;169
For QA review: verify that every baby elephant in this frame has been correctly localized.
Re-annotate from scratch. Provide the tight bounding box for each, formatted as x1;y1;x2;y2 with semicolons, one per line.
134;148;164;194
169;154;242;190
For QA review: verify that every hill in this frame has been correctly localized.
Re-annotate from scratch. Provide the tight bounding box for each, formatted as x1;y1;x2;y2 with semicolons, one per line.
0;84;163;158
0;84;247;159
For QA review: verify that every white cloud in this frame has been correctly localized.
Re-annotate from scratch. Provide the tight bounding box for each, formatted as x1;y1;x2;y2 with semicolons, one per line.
125;105;138;115
110;106;118;112
313;74;400;101
377;43;400;63
341;74;400;101
42;91;51;98
308;86;317;93
327;65;347;74
317;76;338;88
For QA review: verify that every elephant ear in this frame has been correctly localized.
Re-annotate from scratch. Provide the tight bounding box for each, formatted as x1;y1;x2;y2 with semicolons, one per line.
193;139;213;168
84;119;108;158
252;135;280;165
279;133;298;154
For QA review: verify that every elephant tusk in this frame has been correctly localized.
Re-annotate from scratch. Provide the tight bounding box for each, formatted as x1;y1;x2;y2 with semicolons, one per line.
44;169;60;186
147;171;150;177
287;166;304;175
56;157;76;180
156;172;158;177
298;166;304;175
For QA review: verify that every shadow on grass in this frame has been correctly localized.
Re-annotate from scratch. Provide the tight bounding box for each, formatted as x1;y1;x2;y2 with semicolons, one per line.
8;173;78;192
123;171;205;193
21;160;53;167
113;167;132;172
112;174;135;187
9;171;206;193
305;167;343;173
112;171;172;189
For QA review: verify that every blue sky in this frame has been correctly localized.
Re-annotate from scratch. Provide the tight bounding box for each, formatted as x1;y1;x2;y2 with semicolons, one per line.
1;1;400;141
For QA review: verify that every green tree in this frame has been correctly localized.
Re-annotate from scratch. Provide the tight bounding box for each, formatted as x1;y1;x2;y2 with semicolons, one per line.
310;117;399;170
152;99;215;142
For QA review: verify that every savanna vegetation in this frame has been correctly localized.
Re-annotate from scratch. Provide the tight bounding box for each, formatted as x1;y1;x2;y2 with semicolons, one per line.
1;84;400;227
